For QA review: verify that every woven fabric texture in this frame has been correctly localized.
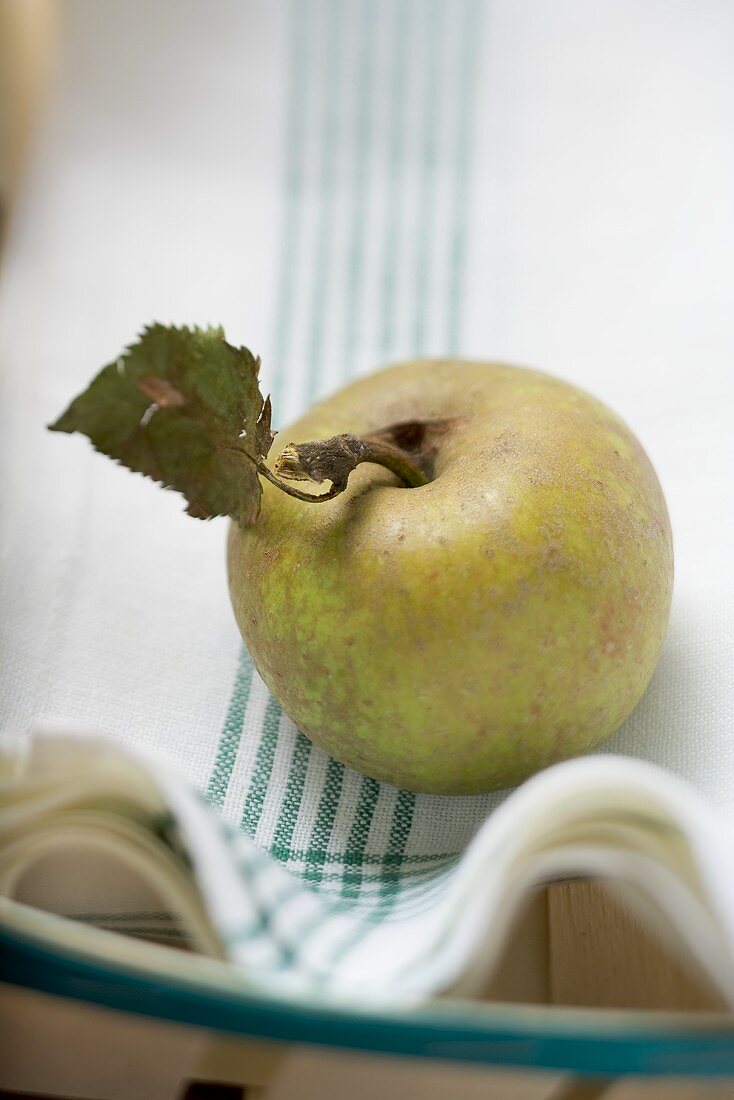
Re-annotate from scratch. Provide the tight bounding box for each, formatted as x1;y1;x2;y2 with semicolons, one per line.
204;0;498;909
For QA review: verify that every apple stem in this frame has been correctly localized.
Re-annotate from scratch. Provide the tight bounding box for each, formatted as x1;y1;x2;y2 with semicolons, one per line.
274;433;429;495
234;448;341;502
356;438;431;488
238;431;429;504
256;457;343;502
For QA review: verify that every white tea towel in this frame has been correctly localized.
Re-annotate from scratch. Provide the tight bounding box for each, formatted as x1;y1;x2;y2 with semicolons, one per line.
4;728;734;1005
0;0;733;960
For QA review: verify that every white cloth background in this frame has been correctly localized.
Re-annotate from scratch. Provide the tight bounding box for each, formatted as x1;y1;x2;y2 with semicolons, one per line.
1;0;733;831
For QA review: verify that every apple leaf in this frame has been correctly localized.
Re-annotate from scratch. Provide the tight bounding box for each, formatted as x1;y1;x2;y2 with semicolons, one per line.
49;324;273;525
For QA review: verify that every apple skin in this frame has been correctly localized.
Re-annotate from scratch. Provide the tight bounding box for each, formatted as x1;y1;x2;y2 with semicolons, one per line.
227;361;673;795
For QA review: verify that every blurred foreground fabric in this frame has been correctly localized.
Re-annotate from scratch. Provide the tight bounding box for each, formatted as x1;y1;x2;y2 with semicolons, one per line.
5;729;734;1003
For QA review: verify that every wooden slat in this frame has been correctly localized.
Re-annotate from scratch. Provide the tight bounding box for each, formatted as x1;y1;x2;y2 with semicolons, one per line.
547;881;725;1012
605;1077;734;1099
481;889;551;1004
261;1047;568;1100
0;983;284;1100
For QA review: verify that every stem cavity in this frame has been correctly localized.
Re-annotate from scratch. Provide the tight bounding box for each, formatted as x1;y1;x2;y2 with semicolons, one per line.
239;417;458;506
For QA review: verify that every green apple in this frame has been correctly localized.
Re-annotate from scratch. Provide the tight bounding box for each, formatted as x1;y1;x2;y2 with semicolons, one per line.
228;359;673;794
50;329;673;796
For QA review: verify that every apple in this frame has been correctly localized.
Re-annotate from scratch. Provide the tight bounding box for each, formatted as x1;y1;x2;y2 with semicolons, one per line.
227;359;673;795
50;329;673;796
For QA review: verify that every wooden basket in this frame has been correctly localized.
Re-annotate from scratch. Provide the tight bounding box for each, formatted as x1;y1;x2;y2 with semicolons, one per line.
2;881;734;1099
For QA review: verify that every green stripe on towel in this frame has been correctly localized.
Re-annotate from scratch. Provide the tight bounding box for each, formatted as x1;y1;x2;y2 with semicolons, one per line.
208;0;483;911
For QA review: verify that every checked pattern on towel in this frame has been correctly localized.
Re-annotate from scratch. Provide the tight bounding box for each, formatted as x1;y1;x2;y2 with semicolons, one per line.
203;0;502;916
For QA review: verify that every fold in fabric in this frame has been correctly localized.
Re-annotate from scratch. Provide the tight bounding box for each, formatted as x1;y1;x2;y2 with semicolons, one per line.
3;727;734;1006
